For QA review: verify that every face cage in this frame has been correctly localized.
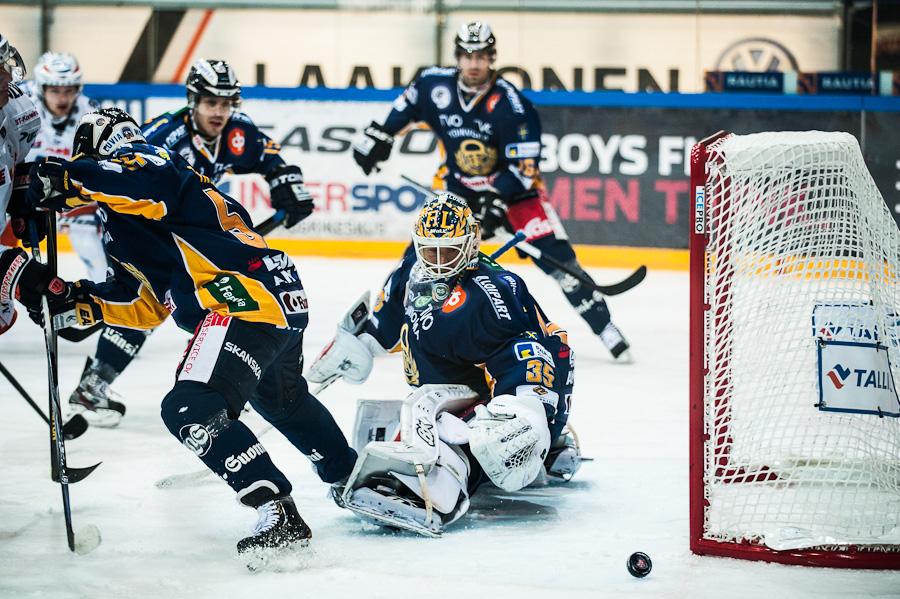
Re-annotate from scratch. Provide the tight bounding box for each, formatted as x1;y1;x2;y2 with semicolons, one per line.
413;233;476;282
2;47;26;83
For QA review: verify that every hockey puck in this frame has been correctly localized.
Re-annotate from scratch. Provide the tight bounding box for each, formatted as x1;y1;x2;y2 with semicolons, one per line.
627;552;652;578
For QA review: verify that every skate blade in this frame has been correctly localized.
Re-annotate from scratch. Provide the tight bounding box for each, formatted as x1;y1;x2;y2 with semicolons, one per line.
238;539;313;572
344;500;442;538
73;524;101;555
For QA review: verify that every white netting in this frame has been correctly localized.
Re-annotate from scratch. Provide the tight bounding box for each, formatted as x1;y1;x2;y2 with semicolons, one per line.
701;131;900;550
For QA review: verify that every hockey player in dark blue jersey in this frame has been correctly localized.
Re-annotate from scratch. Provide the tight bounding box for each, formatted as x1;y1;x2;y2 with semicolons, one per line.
68;59;316;429
353;22;631;362
9;108;355;562
305;193;581;536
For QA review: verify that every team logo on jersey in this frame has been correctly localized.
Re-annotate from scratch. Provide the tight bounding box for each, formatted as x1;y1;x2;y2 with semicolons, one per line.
279;289;309;314
228;129;245;155
400;324;420;385
487;93;501;113
455;139;497;176
441;287;467;313
431;85;452;109
202;274;259;312
514;341;554;364
180;423;213;457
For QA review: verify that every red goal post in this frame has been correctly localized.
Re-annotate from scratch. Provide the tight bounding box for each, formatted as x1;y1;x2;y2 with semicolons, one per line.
689;130;900;568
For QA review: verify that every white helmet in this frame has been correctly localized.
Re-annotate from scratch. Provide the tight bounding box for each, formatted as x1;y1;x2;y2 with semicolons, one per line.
34;52;82;88
0;33;26;82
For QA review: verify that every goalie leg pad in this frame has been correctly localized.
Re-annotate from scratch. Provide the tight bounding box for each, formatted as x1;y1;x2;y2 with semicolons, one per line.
351;399;403;451
340;440;470;536
468;394;552;492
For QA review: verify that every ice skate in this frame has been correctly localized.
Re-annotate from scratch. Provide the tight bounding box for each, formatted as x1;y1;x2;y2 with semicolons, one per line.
599;322;631;362
68;360;126;428
237;495;312;571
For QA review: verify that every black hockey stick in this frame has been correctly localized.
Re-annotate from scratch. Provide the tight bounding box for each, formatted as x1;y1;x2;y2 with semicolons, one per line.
57;322;103;343
31;216;102;554
493;230;647;296
395;172;647;296
0;361;88;440
254;210;286;236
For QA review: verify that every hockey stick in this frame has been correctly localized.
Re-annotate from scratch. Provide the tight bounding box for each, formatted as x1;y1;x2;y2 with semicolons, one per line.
155;380;332;489
254;210;286;236
0;361;88;440
393;172;647;296
57;322;103;343
31;216;102;554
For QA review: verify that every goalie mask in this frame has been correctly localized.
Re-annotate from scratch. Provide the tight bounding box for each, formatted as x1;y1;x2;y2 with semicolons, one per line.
0;33;26;82
72;108;146;158
412;193;481;283
186;59;241;110
34;52;82;90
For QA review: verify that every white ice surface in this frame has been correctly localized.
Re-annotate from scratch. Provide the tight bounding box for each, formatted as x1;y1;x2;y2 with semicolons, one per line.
2;254;899;598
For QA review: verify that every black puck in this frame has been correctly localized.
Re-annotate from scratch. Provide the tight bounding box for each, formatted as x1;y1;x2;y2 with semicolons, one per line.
627;552;652;578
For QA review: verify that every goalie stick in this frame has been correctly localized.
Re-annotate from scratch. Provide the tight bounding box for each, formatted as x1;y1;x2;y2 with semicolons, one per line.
0;361;88;440
155;380;333;489
389;170;646;296
31;216;102;555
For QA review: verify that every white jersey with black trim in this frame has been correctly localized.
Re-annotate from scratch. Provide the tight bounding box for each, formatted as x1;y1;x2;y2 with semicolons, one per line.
20;80;99;162
0;82;41;241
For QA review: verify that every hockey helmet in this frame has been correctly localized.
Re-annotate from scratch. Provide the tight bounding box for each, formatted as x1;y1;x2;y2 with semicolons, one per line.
412;192;481;282
72;108;146;158
186;59;241;110
454;22;496;57
0;33;26;82
34;52;82;89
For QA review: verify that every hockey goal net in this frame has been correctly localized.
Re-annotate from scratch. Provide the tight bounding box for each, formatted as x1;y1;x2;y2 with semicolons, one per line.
689;130;900;568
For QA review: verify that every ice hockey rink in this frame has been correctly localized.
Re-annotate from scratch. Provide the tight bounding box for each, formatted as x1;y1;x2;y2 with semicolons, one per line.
1;252;899;599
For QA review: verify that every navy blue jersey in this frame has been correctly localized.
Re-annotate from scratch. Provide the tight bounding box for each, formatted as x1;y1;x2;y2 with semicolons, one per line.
365;252;573;425
383;67;543;200
42;143;309;333
142;107;284;184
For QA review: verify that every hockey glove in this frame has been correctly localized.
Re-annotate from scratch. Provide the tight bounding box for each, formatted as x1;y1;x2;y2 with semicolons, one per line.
31;279;102;330
266;164;315;228
27;157;83;209
352;121;394;175
7;163;47;247
473;192;508;240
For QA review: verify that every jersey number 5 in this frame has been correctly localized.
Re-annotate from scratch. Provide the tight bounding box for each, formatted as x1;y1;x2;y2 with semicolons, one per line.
204;189;266;249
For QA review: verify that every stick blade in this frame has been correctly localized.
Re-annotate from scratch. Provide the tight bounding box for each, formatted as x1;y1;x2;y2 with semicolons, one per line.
73;524;101;555
62;415;89;440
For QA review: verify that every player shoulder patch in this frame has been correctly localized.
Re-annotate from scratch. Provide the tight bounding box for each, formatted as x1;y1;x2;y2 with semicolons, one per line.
229;111;255;126
513;341;555;364
477;253;503;270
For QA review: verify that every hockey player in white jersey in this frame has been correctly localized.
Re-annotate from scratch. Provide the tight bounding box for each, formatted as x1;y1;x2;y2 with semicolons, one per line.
21;52;105;283
0;32;41;336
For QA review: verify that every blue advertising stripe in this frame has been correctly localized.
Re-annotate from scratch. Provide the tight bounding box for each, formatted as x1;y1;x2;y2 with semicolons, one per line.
83;83;900;112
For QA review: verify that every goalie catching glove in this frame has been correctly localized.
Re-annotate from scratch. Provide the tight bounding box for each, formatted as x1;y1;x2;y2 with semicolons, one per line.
352;121;394;175
468;394;551;492
265;164;314;228
0;248;101;329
